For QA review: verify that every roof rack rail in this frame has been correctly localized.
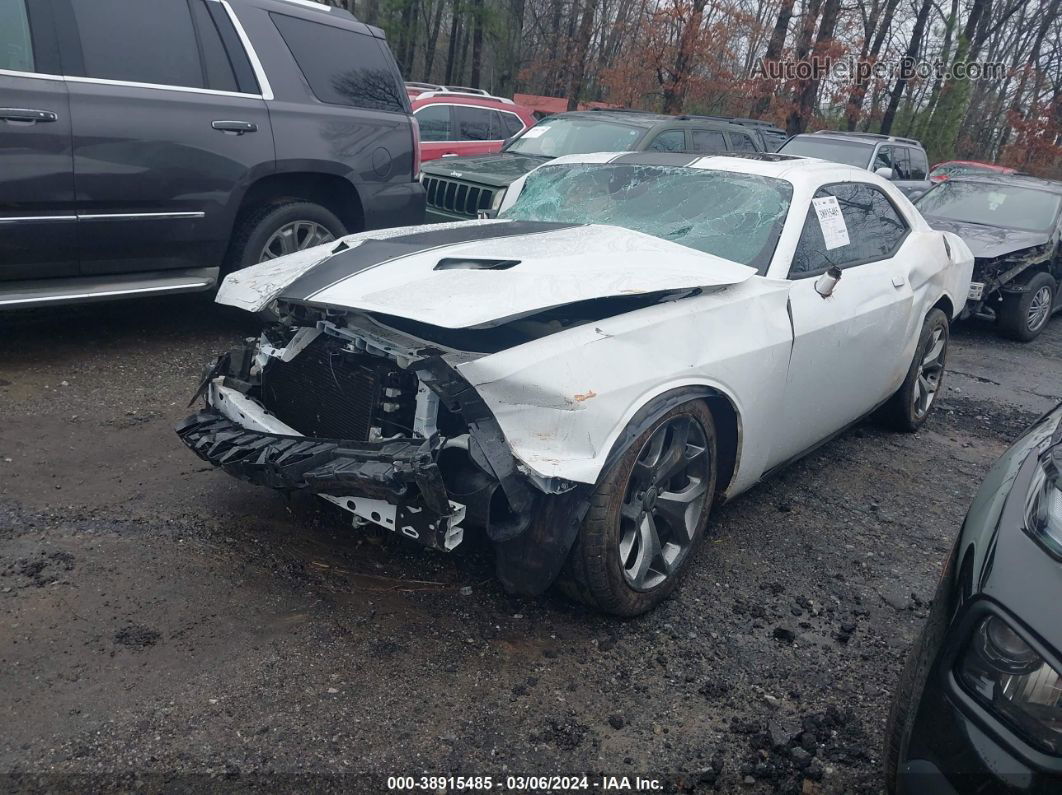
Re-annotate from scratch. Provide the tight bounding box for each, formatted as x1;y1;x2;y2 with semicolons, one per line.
588;107;659;114
273;0;336;13
411;89;515;105
406;81;445;92
812;129;921;146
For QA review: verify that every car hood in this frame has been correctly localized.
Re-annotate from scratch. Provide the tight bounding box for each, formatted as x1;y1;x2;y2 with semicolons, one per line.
419;152;551;187
922;217;1052;260
216;219;756;329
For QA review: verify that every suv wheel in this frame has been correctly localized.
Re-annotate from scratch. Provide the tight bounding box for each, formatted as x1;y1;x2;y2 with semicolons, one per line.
559;401;716;616
228;201;346;271
998;271;1056;342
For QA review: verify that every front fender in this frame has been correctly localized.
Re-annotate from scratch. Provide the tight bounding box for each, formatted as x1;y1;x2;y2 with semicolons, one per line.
455;277;793;495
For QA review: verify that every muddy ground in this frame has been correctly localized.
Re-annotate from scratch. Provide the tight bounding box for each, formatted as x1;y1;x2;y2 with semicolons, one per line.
1;297;1060;793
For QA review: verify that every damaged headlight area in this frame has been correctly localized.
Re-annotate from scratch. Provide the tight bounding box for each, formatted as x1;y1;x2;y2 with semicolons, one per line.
176;313;556;553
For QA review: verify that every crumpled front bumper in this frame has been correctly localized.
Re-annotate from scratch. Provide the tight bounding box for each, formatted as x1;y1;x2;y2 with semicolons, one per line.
175;408;462;549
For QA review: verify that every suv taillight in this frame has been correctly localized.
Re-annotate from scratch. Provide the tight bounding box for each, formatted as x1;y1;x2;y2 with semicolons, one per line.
411;117;421;179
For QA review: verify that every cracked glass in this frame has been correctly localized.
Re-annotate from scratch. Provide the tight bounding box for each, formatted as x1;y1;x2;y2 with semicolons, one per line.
500;163;792;270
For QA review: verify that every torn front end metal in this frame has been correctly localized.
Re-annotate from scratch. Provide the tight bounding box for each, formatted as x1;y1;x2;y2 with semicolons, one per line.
175;314;547;558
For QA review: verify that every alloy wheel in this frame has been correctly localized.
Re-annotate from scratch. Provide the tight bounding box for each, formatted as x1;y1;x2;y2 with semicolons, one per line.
618;416;711;591
259;221;335;262
1027;286;1053;334
913;326;946;418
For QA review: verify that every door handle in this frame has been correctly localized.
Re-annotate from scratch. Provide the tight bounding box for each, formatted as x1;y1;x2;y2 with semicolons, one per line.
441;153;458;157
0;108;58;123
212;120;257;135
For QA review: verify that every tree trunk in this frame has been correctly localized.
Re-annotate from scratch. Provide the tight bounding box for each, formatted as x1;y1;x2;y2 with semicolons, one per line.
999;0;1059;152
469;0;484;88
423;0;447;80
791;0;841;134
879;0;933;134
844;0;900;129
750;0;797;118
784;0;823;134
662;0;710;114
444;2;460;84
565;0;600;110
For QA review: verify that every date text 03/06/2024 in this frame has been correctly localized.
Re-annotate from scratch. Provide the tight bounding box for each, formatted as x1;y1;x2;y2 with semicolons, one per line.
386;775;664;791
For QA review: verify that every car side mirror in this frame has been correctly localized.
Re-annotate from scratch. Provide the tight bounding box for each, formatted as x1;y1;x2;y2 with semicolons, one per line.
874;166;893;179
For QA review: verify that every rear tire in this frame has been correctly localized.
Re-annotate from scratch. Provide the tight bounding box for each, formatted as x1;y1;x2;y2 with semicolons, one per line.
226;201;346;272
560;401;716;616
880;309;949;432
998;271;1056;342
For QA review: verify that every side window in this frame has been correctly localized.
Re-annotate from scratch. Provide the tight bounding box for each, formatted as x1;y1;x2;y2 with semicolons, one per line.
892;148;912;179
729;132;758;152
873;146;894;174
501;112;525;137
0;0;34;72
415;104;452;141
454;106;491;141
648;130;686;152
790;183;909;277
69;0;204;88
690;130;726;154
189;0;238;92
271;12;405;112
908;149;929;180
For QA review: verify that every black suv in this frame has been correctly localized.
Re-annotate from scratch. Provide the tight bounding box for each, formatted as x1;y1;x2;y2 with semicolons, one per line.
0;0;423;309
419;110;765;223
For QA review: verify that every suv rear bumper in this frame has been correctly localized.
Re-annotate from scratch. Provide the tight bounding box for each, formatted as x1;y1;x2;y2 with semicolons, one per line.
0;266;217;309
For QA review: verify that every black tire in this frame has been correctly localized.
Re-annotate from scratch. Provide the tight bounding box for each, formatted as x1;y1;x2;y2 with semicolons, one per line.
880;308;949;432
225;201;346;272
560;401;717;617
997;271;1056;342
883;560;954;794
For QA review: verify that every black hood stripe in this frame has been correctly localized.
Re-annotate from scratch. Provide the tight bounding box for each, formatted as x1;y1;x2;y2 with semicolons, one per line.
280;221;580;302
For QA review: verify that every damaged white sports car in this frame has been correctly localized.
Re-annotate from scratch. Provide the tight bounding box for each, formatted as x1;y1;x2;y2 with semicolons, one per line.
178;152;973;615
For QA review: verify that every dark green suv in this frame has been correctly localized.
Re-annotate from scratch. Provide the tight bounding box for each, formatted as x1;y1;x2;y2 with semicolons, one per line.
419;110;764;222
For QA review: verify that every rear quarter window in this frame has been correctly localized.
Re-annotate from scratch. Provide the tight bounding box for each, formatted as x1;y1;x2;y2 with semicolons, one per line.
270;12;405;112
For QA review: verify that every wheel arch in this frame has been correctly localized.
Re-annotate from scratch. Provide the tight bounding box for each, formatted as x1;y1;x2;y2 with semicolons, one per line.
597;383;743;500
231;171;366;235
931;293;956;321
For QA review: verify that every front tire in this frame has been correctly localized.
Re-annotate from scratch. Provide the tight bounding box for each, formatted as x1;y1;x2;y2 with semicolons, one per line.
998;271;1056;342
880;308;949;432
561;401;717;616
226;201;346;272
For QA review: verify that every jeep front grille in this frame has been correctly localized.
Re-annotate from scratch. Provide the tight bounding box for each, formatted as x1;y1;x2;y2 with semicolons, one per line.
423;176;495;217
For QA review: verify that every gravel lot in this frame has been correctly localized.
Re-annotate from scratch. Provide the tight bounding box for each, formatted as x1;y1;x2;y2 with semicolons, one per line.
2;297;1061;793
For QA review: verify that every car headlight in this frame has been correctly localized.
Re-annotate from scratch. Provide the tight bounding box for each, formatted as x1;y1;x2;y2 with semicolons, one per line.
957;615;1062;754
1026;444;1062;560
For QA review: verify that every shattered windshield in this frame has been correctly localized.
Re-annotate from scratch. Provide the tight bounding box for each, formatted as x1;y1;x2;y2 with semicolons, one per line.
915;181;1062;232
778;137;875;168
500;163;792;270
504;118;645;157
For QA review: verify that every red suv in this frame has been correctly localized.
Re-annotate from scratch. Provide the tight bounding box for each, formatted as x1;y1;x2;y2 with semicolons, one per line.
407;84;537;163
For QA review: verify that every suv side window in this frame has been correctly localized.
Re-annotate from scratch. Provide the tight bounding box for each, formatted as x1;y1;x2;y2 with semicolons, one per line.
0;0;34;72
271;12;405;112
648;130;686;152
873;146;894;174
68;0;204;88
499;112;524;137
892;148;912;179
454;105;491;140
729;132;758;152
415;104;452;141
690;129;726;153
907;148;928;180
789;183;910;277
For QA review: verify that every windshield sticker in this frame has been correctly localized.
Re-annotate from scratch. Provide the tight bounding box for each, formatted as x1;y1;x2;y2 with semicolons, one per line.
812;196;850;250
521;126;550;139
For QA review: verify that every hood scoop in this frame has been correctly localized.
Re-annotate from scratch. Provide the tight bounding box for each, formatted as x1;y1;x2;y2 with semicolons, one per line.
434;257;520;271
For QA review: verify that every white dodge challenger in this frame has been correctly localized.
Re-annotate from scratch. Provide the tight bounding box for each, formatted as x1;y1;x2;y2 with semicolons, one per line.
178;152;973;615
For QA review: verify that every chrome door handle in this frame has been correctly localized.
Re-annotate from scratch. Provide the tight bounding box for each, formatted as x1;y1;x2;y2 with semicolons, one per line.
212;120;258;135
0;108;58;123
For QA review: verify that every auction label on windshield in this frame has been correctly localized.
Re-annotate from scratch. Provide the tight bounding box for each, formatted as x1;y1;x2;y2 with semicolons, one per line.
387;774;663;791
812;195;850;250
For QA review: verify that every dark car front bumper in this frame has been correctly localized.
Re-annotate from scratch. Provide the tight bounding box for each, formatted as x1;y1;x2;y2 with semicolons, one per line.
176;408;460;549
